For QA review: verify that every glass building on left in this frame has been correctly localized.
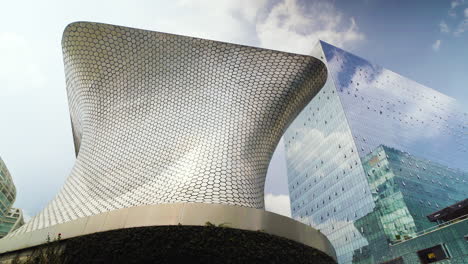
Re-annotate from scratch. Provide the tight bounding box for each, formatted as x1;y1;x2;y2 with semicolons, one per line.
0;157;24;238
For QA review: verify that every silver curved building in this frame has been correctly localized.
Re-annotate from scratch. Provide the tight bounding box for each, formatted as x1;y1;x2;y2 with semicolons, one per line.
14;22;327;234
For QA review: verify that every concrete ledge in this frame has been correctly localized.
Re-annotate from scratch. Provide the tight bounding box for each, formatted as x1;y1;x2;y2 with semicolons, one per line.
0;203;336;261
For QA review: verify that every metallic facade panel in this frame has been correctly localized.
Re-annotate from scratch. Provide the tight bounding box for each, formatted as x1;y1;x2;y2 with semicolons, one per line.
12;22;327;234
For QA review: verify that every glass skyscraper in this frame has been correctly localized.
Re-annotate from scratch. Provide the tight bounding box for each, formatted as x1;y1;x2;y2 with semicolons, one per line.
0;157;23;238
0;208;24;238
0;157;16;221
284;41;468;263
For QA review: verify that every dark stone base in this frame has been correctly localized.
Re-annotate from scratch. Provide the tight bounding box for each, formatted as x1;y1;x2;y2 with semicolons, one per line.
11;226;336;264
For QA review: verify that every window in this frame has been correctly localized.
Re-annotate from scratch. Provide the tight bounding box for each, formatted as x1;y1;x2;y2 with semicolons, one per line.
417;244;450;264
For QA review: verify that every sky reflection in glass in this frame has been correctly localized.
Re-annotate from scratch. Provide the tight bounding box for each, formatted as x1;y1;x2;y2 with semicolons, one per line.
284;41;468;264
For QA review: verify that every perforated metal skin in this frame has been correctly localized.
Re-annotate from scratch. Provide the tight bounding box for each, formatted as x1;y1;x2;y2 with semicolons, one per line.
14;22;326;233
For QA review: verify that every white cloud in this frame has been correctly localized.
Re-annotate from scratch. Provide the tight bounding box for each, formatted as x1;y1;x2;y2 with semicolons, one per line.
264;193;291;217
450;1;468;36
328;49;457;142
432;39;442;51
151;0;267;45
21;209;32;223
441;1;467;36
286;129;352;175
256;0;364;54
451;0;464;9
448;9;457;17
439;21;450;33
454;17;468;35
448;0;465;16
0;32;46;95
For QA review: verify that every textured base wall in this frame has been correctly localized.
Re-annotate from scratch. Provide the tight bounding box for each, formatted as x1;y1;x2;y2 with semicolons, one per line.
0;226;336;264
0;204;337;262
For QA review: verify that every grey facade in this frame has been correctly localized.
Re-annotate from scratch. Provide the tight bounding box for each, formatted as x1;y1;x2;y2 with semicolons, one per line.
12;22;327;235
284;41;467;263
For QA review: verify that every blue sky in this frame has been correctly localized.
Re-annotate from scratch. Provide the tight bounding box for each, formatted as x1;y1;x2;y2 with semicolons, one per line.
0;0;467;220
337;0;468;111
